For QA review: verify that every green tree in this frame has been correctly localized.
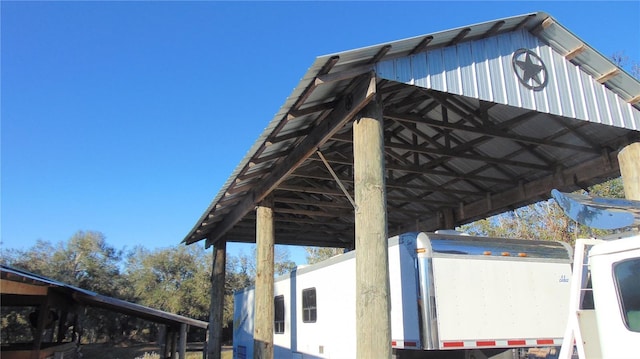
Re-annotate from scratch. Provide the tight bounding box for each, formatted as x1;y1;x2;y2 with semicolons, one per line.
230;245;296;278
124;245;211;319
0;231;128;344
304;247;345;264
1;231;124;296
460;178;626;245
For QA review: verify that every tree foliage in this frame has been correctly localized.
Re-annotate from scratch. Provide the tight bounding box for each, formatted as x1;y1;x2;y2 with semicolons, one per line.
124;245;211;319
0;231;298;344
304;247;345;264
2;230;124;296
460;178;626;245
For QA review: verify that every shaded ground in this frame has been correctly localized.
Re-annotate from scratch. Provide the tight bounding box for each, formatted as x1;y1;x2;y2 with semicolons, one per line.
81;343;232;359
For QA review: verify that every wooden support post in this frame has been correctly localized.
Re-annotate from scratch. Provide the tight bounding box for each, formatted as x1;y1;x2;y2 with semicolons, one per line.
158;325;167;358
171;328;178;359
179;323;188;359
208;240;227;359
353;96;392;359
31;302;49;359
618;142;640;200
254;196;275;359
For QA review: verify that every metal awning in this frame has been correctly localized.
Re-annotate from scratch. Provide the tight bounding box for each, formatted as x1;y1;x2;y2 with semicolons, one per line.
184;11;640;248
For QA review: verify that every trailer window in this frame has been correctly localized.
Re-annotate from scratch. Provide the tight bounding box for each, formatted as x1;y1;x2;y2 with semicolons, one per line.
302;288;317;323
274;295;285;334
613;258;640;332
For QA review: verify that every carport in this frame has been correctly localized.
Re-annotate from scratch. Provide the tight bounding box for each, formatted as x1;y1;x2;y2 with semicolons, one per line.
0;265;208;359
183;12;640;359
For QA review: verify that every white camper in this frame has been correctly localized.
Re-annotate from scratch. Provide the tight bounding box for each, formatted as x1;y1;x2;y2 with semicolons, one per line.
233;232;573;359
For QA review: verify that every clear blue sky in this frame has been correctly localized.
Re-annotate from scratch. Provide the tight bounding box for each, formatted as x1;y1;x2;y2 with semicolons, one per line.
2;1;639;264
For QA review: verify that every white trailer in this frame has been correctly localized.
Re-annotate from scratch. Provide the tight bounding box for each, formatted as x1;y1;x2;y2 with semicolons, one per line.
233;231;573;359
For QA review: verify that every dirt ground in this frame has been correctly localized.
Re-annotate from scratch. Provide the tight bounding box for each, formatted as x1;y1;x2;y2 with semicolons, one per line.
80;343;232;359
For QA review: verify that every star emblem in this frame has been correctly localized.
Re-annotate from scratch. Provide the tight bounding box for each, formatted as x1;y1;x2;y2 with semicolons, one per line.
512;49;548;91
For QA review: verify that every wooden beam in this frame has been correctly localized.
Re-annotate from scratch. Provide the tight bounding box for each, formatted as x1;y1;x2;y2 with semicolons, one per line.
0;293;46;306
448;28;471;46
179;323;188;359
384;140;552;171
254;198;275;359
207;240;226;359
629;94;640;105
385;111;599;154
353;97;391;359
531;16;555;34
565;45;586;60
482;20;506;38
618;142;640;200
0;279;48;296
274;196;353;209
515;13;537;31
368;45;391;64
456;150;621;228
288;101;337;118
274;207;350;218
315;65;374;86
291;56;340;111
303;154;516;185
205;73;377;247
409;36;433;55
277;184;348;197
596;68;621;83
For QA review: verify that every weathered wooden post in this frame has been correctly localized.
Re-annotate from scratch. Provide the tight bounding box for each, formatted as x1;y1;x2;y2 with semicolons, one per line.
618;142;640;200
353;95;392;359
254;196;275;359
208;240;227;359
179;323;188;359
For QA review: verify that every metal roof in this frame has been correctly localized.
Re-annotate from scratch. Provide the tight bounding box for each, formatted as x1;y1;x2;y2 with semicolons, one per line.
1;265;208;328
184;12;640;248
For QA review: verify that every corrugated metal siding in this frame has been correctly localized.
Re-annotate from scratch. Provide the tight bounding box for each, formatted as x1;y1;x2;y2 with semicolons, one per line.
376;29;640;130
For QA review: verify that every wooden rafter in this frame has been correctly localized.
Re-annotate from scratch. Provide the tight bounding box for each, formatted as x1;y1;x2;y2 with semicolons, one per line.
203;73;377;246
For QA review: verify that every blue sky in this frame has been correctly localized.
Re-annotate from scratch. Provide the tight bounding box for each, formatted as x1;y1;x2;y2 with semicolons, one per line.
2;1;639;264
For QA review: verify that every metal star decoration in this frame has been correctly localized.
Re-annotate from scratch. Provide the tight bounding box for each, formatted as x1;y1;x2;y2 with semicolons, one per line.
512;49;548;91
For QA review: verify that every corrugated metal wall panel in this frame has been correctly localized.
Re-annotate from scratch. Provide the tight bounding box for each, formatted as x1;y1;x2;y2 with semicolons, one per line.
376;29;639;130
516;31;536;111
498;32;522;109
376;60;395;82
413;53;429;89
458;42;478;98
396;56;413;84
427;48;446;92
567;62;586;121
444;46;462;95
538;44;563;117
553;49;576;118
594;80;612;126
580;70;601;124
471;39;491;102
485;36;507;104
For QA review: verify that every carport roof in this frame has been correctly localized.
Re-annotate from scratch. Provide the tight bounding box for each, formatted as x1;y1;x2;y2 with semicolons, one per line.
184;11;640;248
0;265;208;329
